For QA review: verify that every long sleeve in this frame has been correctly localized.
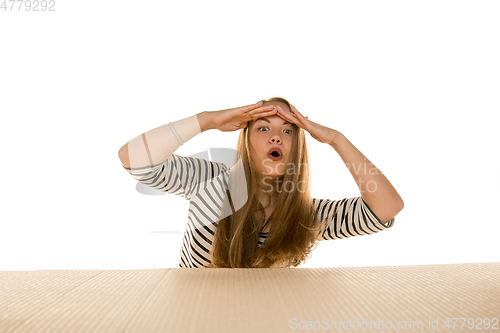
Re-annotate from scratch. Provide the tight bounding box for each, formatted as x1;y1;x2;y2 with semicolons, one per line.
119;113;225;201
119;114;202;169
312;196;395;241
122;154;228;201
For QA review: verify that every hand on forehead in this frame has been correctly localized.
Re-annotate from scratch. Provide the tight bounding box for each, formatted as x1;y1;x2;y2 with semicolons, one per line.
246;101;295;127
252;110;289;124
262;103;292;120
264;102;290;112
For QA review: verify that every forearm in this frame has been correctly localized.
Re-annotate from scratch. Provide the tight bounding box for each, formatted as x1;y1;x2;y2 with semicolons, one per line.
329;133;404;223
118;111;214;169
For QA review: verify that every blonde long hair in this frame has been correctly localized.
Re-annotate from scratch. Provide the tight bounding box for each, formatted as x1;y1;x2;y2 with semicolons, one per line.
207;97;324;268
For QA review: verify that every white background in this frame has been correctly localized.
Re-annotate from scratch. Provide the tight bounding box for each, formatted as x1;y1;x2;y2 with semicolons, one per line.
1;0;498;271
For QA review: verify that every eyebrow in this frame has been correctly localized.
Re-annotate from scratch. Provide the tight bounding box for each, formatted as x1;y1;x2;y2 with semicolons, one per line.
255;118;292;125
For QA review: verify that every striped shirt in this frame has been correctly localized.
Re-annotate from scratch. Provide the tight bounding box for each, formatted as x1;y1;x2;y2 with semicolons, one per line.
123;154;395;268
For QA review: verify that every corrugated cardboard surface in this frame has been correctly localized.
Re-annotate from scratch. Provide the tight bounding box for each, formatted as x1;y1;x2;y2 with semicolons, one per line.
1;262;499;333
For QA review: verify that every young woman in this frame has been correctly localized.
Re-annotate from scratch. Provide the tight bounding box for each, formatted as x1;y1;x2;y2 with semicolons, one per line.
118;97;403;268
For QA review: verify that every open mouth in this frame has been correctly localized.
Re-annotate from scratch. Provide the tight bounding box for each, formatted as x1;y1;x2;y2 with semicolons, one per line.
268;148;283;161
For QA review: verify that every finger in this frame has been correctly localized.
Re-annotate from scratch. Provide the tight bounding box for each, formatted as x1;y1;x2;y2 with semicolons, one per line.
252;101;263;108
276;106;295;120
275;111;291;123
248;105;275;114
256;105;276;111
291;105;306;119
246;105;276;118
251;107;278;118
241;101;264;113
291;105;301;115
276;109;299;126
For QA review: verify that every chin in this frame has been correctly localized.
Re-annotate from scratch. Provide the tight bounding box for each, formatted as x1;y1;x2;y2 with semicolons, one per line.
263;171;285;179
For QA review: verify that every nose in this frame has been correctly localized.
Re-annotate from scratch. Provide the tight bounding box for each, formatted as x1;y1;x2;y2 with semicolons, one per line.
269;134;282;144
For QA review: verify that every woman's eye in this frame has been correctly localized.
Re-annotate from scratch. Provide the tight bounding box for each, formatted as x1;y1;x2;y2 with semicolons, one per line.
257;127;292;134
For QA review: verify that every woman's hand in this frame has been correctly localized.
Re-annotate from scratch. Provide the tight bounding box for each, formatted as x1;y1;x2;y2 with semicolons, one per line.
276;105;341;144
210;101;278;132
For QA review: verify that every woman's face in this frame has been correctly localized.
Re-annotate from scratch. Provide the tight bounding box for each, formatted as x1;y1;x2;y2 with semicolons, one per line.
248;101;294;182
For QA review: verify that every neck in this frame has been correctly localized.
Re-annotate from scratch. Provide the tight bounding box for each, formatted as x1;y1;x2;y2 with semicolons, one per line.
257;191;277;208
257;175;282;197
